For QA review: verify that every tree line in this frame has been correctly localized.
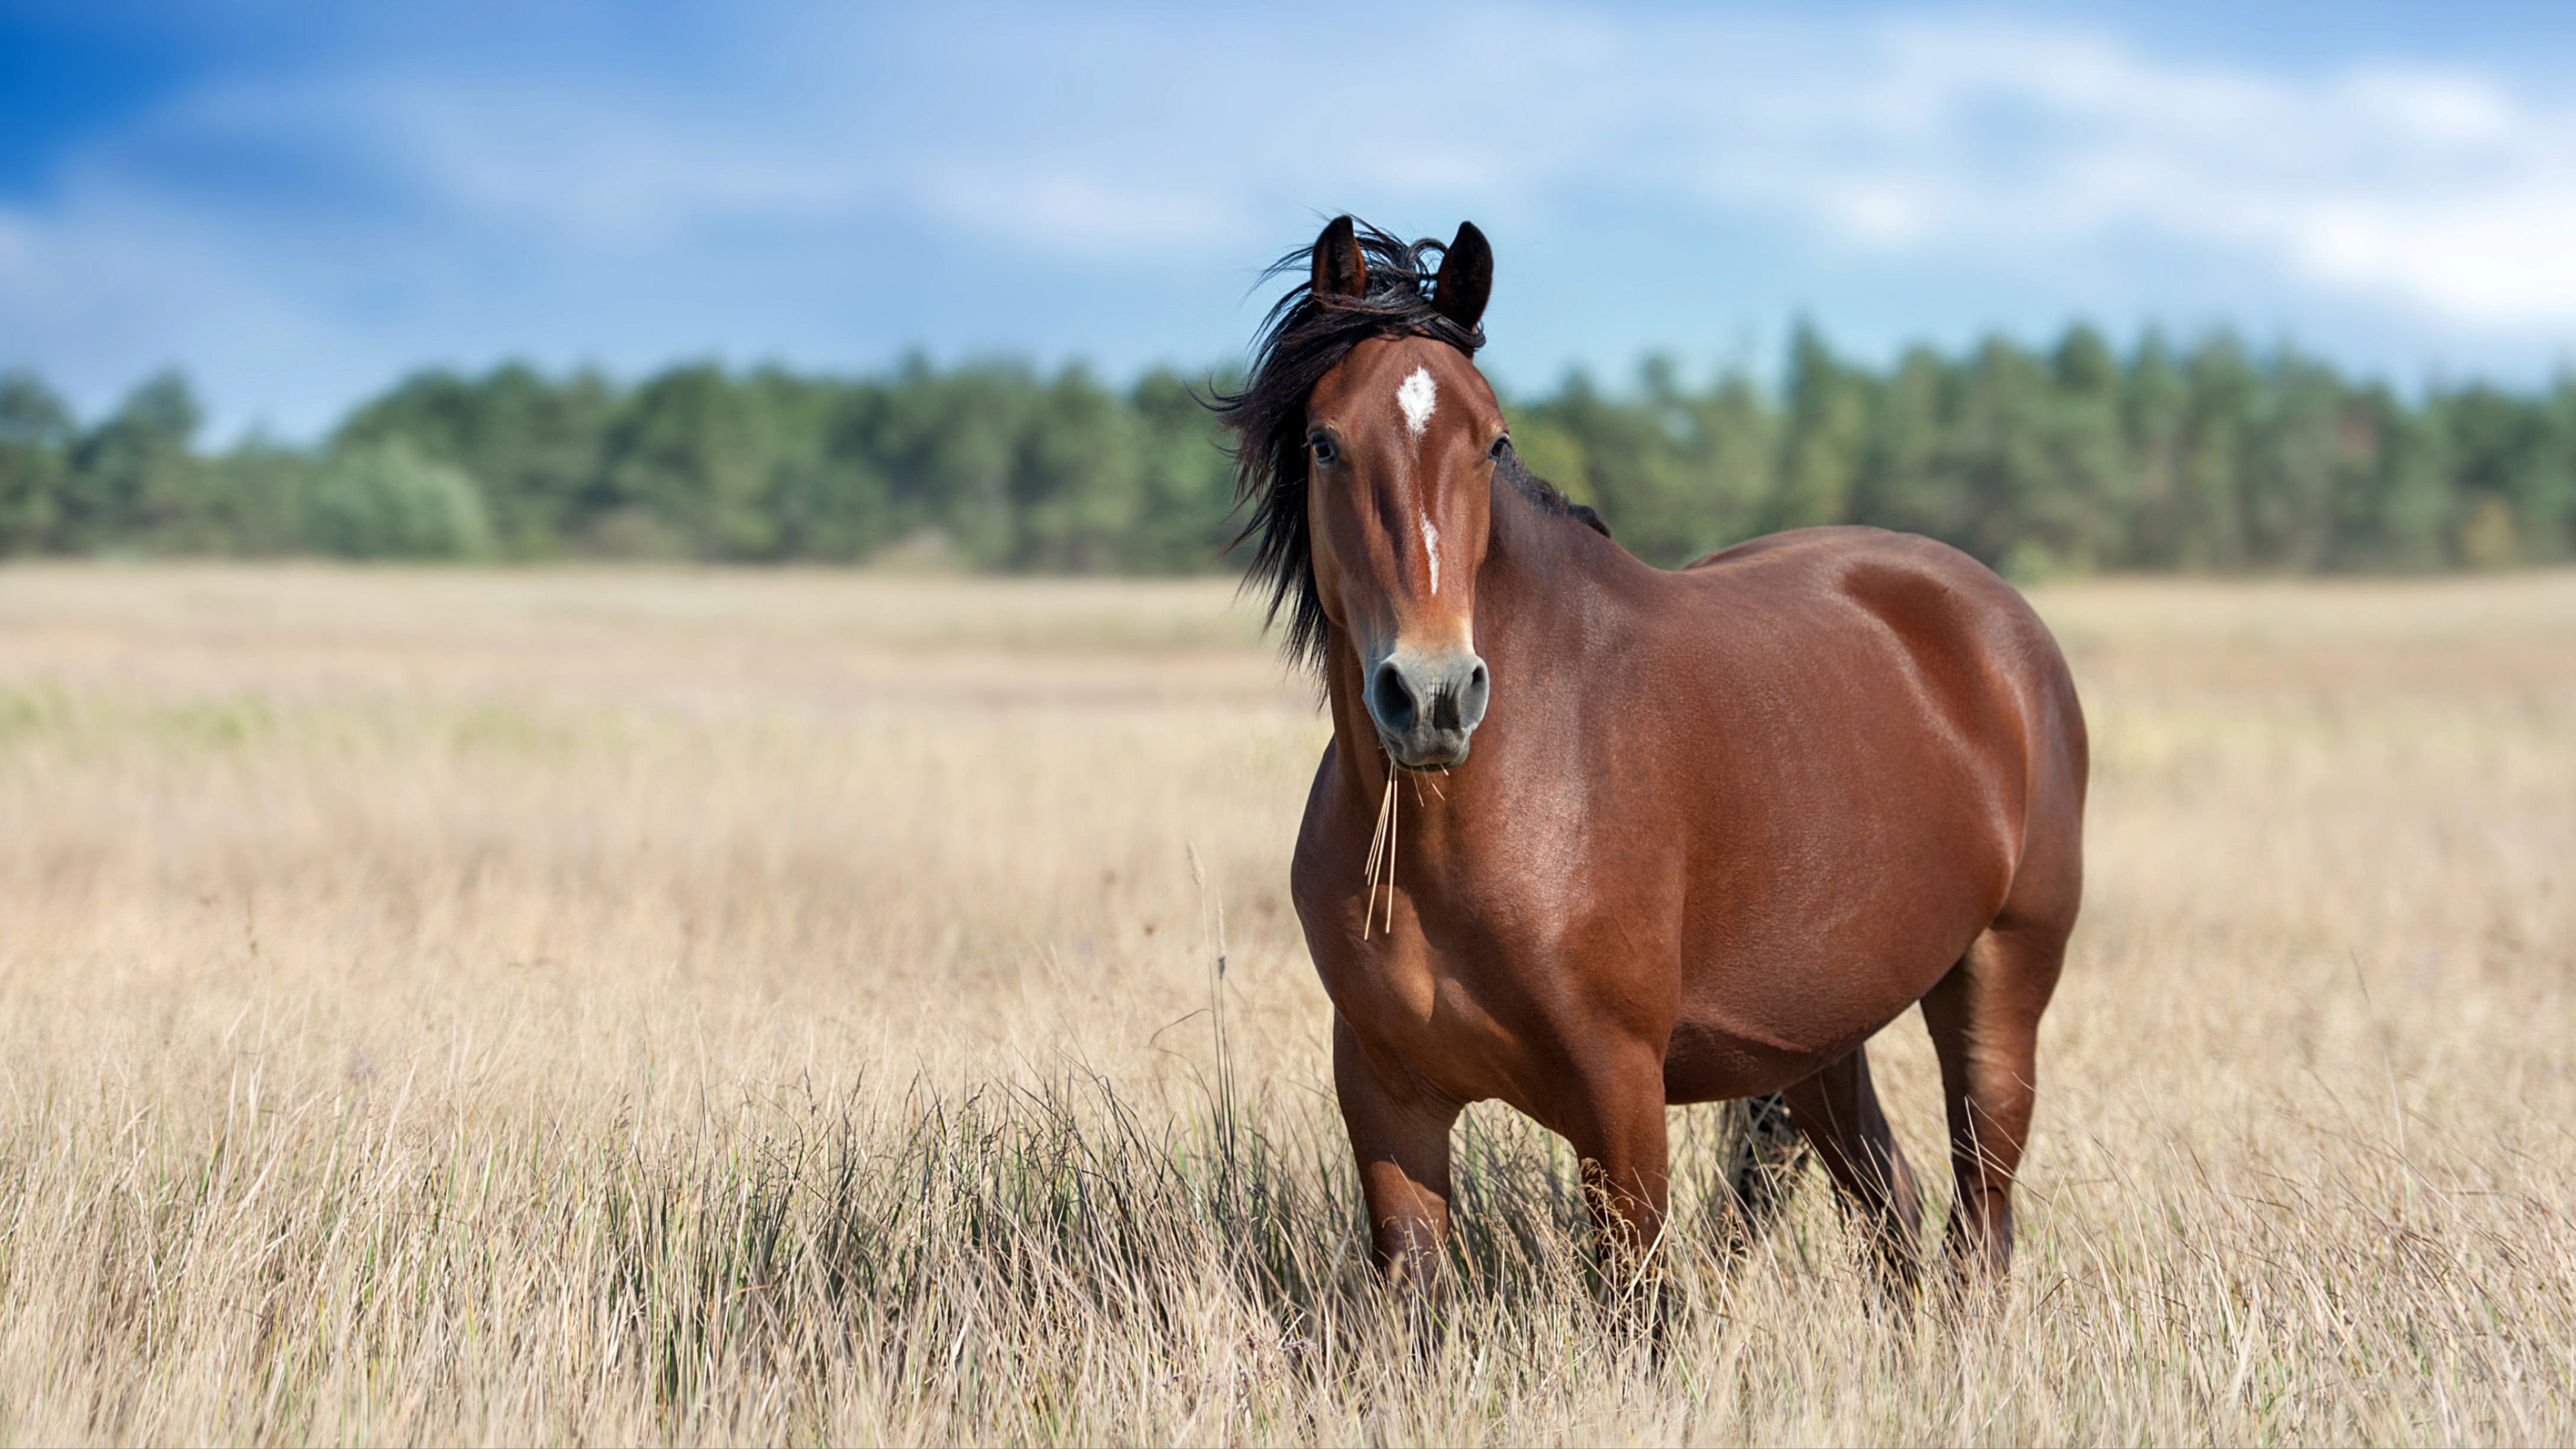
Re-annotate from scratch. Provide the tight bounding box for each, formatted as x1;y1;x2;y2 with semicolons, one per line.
4;324;2571;576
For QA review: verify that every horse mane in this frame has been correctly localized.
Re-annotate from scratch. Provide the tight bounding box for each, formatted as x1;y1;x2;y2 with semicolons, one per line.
1211;218;1607;675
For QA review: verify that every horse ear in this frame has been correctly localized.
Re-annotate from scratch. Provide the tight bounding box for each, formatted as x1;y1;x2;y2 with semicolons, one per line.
1431;221;1492;331
1311;215;1367;300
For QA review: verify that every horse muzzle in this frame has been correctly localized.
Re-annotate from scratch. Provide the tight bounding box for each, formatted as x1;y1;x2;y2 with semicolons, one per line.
1364;647;1490;769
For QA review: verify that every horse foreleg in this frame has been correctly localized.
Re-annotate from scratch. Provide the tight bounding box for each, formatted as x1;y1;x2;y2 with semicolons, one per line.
1561;1047;1674;1313
1781;1044;1922;1294
1333;1015;1460;1305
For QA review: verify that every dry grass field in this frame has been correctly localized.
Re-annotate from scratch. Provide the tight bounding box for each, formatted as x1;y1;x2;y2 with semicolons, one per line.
1;561;2573;1445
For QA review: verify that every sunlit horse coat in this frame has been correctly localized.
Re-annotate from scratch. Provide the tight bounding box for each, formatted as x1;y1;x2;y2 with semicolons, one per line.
1218;217;2088;1295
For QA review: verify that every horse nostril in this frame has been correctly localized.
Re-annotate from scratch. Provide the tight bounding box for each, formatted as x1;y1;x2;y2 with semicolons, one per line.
1461;661;1490;725
1368;661;1417;733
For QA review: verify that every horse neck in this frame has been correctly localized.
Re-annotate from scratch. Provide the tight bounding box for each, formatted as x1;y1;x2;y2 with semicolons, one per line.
1471;476;1597;683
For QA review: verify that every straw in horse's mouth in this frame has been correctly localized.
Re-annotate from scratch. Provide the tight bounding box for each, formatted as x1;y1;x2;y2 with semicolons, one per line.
1361;761;1451;940
1362;758;1398;939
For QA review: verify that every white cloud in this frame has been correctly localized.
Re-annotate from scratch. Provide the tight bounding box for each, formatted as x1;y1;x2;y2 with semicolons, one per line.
0;184;372;430
791;8;2576;331
1656;20;2576;326
918;170;1253;258
5;2;2576;435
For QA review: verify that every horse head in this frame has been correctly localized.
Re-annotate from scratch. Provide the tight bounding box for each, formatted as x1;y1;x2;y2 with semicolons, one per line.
1300;217;1498;769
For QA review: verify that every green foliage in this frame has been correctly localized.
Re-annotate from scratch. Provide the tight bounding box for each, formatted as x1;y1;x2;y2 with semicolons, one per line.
62;371;202;552
336;363;615;559
0;372;73;554
304;442;494;560
5;331;2575;576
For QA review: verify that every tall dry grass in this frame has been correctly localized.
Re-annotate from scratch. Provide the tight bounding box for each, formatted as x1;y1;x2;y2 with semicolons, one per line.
0;562;2572;1444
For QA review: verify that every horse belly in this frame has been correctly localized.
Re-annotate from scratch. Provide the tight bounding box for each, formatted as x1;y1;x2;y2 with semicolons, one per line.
1661;984;1932;1103
1662;843;2008;1102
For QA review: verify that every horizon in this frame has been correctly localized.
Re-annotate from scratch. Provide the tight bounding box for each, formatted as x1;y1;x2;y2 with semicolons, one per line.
9;1;2576;441
35;311;2576;449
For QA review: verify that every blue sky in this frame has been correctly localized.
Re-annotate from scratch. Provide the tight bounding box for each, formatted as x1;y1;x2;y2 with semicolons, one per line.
7;1;2576;438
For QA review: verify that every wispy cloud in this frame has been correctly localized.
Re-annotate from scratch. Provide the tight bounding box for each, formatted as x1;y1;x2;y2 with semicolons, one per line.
873;9;2576;327
1685;21;2576;323
2;4;2572;435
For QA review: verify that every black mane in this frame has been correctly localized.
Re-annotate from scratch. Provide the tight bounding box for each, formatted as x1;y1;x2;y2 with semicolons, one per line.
1211;218;1606;675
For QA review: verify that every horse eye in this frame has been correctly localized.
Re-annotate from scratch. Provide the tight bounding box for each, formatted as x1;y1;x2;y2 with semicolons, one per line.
1310;435;1337;465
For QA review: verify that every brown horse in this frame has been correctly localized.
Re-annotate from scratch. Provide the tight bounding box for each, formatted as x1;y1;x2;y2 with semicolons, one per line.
1218;217;2088;1299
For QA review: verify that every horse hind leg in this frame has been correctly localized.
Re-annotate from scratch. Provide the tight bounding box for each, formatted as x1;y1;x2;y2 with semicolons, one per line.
1722;1091;1802;1247
1780;1045;1922;1293
1918;917;2069;1281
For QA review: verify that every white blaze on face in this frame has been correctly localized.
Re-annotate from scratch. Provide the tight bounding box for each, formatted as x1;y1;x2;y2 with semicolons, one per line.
1399;368;1442;591
1396;366;1436;440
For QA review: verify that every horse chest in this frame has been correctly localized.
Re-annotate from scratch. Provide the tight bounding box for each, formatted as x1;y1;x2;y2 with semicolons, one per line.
1311;915;1565;1107
1296;820;1643;1110
1295;737;1689;1088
